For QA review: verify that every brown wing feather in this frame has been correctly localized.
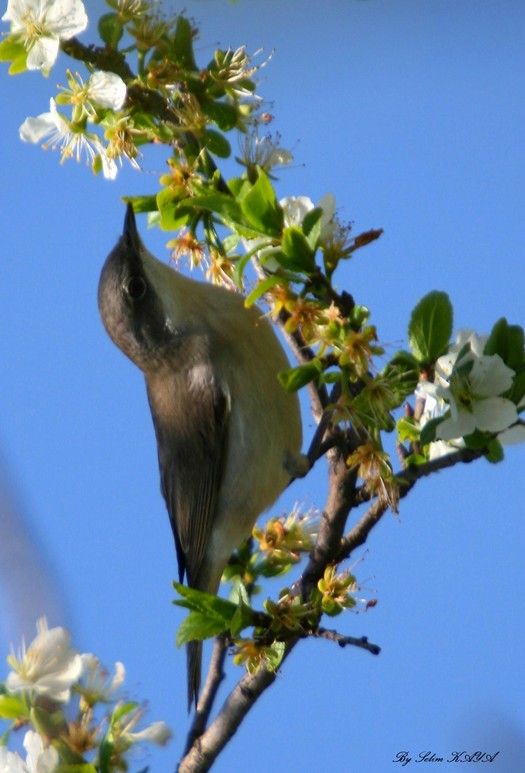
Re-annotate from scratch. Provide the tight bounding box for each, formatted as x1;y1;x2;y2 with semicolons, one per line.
146;368;230;588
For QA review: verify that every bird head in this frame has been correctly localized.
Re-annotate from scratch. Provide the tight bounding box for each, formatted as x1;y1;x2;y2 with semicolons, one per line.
98;205;189;372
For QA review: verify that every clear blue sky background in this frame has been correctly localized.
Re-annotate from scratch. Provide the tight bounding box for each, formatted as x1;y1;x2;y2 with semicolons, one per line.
1;1;524;771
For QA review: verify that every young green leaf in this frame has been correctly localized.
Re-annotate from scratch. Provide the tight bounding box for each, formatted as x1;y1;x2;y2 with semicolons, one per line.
172;16;197;70
484;317;524;371
280;225;316;272
203;129;231;158
408;291;453;363
240;169;283;236
244;275;281;307
420;415;445;445
278;360;323;392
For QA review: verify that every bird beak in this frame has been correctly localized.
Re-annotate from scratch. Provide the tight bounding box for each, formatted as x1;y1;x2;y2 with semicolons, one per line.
123;203;143;254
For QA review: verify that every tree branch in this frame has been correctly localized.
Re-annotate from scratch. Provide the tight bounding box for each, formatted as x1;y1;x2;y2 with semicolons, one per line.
184;636;228;755
311;627;381;655
178;642;297;773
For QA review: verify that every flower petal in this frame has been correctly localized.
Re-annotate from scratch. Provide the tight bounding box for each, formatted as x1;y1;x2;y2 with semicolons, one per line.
498;423;525;445
436;409;476;440
280;196;314;227
44;0;88;39
26;36;60;71
19;111;56;143
88;71;127;110
473;397;518;432
470;354;515;397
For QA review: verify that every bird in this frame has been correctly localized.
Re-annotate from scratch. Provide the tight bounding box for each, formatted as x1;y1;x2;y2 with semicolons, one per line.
98;204;302;708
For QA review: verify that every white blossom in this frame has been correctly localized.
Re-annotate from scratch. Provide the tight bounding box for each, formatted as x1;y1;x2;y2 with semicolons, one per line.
125;720;172;746
87;71;127;110
19;99;117;179
416;329;523;452
79;654;125;704
0;747;26;773
280;193;336;241
6;617;83;703
436;353;517;440
116;705;172;748
23;731;59;773
2;0;88;71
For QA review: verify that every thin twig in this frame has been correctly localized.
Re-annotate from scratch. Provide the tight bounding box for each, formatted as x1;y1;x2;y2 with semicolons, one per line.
353;447;485;506
312;627;381;655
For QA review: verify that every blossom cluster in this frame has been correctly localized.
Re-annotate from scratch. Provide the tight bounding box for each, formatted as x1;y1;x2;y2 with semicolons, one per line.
0;618;171;772
416;330;525;460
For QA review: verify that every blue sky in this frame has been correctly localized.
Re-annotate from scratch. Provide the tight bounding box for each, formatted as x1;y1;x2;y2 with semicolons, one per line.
1;1;524;770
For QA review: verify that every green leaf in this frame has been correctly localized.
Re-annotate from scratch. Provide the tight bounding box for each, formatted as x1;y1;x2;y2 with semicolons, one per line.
230;600;255;638
264;641;286;672
509;367;525;405
227;176;251;197
244;275;281;307
56;765;97;773
8;51;28;75
176;611;230;645
156;188;192;230
485;438;504;464
0;37;26;61
0;693;28;720
179;192;244;227
173;16;197;70
98;13;123;47
408;290;453;363
203;129;231;158
240;169;283;236
381;350;420;402
202;99;238;131
462;429;491;449
280;226;316;272
396;416;420;443
420;415;445;445
173;583;258;644
278;360;323;392
484;317;524;371
174;582;238;619
123;194;158;213
302;206;323;250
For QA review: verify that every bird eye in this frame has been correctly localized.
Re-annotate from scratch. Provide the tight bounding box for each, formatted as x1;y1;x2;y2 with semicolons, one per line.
125;275;147;300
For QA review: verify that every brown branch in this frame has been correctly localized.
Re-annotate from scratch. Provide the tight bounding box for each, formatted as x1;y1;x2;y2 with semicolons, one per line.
311;627;381;655
179;440;487;768
184;636;228;755
60;38;135;80
339;447;485;561
353;447;485;507
178;642;298;773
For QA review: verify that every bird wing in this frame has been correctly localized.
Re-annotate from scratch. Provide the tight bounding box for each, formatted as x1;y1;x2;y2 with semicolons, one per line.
146;368;230;588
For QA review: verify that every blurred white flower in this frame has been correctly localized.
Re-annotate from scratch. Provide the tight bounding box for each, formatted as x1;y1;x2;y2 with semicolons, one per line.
23;731;59;773
0;746;26;773
79;654;125;705
280;193;336;241
87;71;127;110
19;99;117;180
126;720;172;746
116;705;172;748
2;0;88;71
6;617;83;703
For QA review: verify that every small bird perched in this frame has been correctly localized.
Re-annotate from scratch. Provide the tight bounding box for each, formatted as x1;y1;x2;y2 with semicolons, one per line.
98;205;302;708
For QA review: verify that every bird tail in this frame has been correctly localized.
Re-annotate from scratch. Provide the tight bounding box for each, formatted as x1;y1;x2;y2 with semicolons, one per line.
187;639;202;712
